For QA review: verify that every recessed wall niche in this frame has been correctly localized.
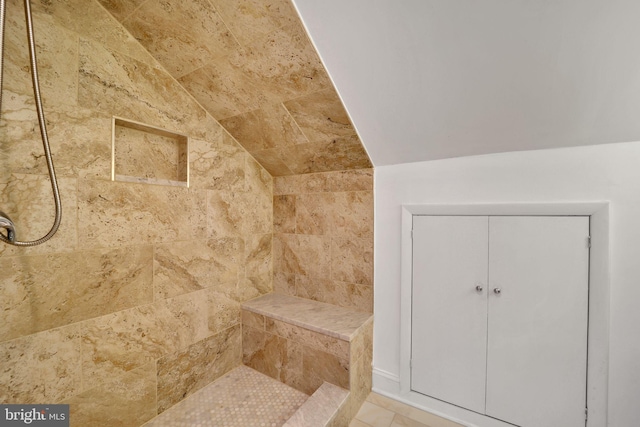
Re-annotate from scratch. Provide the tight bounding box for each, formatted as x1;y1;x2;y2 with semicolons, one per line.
112;117;189;187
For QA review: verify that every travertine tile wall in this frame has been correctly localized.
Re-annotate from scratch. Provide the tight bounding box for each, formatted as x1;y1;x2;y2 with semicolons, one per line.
97;0;373;177
0;0;272;426
273;170;374;313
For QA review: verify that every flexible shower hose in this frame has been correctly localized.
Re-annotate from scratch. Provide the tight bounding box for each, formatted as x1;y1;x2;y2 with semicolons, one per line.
0;0;62;246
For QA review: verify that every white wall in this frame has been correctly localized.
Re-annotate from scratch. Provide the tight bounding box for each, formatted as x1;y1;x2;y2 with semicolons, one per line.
374;141;640;427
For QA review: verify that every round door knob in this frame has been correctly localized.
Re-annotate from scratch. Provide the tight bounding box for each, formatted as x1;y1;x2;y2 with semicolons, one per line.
493;288;502;294
475;285;483;292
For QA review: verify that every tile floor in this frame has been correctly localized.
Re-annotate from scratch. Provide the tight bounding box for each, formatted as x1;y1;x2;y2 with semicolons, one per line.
143;366;308;427
350;393;464;427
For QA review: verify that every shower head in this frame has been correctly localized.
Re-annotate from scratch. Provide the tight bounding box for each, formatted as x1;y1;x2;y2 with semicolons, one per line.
0;211;16;243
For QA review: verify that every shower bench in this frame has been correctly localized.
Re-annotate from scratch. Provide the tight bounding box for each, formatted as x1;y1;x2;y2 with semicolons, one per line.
242;293;374;426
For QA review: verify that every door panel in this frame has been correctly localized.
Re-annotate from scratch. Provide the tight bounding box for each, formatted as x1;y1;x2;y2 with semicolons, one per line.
486;216;589;427
411;216;489;413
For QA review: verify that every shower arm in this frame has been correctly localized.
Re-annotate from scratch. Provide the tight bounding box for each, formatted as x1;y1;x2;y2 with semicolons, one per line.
0;0;62;246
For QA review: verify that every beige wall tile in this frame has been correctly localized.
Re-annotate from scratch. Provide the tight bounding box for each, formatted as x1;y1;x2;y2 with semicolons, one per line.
0;245;153;342
250;149;295;176
78;179;207;248
0;325;82;404
81;289;214;388
206;289;242;334
78;38;208;138
3;6;78;106
157;325;241;413
189;137;246;191
229;22;331;103
296;193;335;235
245;233;272;279
154;238;243;299
220;102;309;152
96;0;148;22
284;88;356;143
242;325;287;381
327;169;374;193
242;309;265;330
0;175;77;257
33;0;158;68
331;236;374;286
274;271;296;295
274;195;296;233
302;345;350;390
273;233;301;275
282;137;373;175
209;0;299;47
332;191;374;239
122;0;240;79
66;362;156;427
296;234;331;278
265;318;350;360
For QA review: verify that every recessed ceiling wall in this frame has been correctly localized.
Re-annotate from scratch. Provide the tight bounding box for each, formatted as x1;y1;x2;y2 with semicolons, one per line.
97;0;372;176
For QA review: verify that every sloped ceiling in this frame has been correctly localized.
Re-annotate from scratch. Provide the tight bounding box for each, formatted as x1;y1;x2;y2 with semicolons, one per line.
97;0;372;176
293;0;640;166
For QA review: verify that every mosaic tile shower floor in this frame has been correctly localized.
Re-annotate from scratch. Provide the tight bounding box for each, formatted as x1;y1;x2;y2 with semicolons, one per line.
143;366;308;427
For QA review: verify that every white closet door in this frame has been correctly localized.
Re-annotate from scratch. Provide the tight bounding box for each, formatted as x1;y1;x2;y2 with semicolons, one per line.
411;216;489;413
486;216;589;427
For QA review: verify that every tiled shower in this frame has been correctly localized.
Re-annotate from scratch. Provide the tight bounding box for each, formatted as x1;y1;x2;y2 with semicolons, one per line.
0;0;373;425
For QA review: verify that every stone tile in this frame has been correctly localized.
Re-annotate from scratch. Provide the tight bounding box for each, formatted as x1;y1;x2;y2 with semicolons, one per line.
274;195;296;233
81;290;212;388
355;402;395;427
273;233;301;275
0;245;153;343
189;136;246;191
365;394;465;427
0;174;77;257
114;125;187;182
220;102;309;152
66;363;156;427
177;56;266;120
265;318;350;360
209;0;300;47
33;0;158;68
284;382;349;427
122;0;240;79
156;325;242;413
296;234;331;278
229;22;331;103
0;91;112;180
206;190;245;238
390;414;431;427
302;345;350;390
77;179;206;248
242;293;372;341
154;238;243;299
331;191;374;240
349;419;372;427
331;236;374;286
274;271;296;295
244;156;273;234
241;310;265;330
350;319;374;366
273;172;332;195
298;280;373;314
0;324;82;404
3;5;78;105
327;169;374;193
78;38;208;139
206;288;242;334
245;233;272;279
296;192;335;235
97;0;148;22
145;366;307;427
249;148;295;176
242;325;287;381
281;136;373;175
284;88;356;143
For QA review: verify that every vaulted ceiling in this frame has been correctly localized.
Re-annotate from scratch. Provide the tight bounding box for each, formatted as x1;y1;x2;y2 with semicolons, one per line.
293;0;640;165
97;0;372;176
